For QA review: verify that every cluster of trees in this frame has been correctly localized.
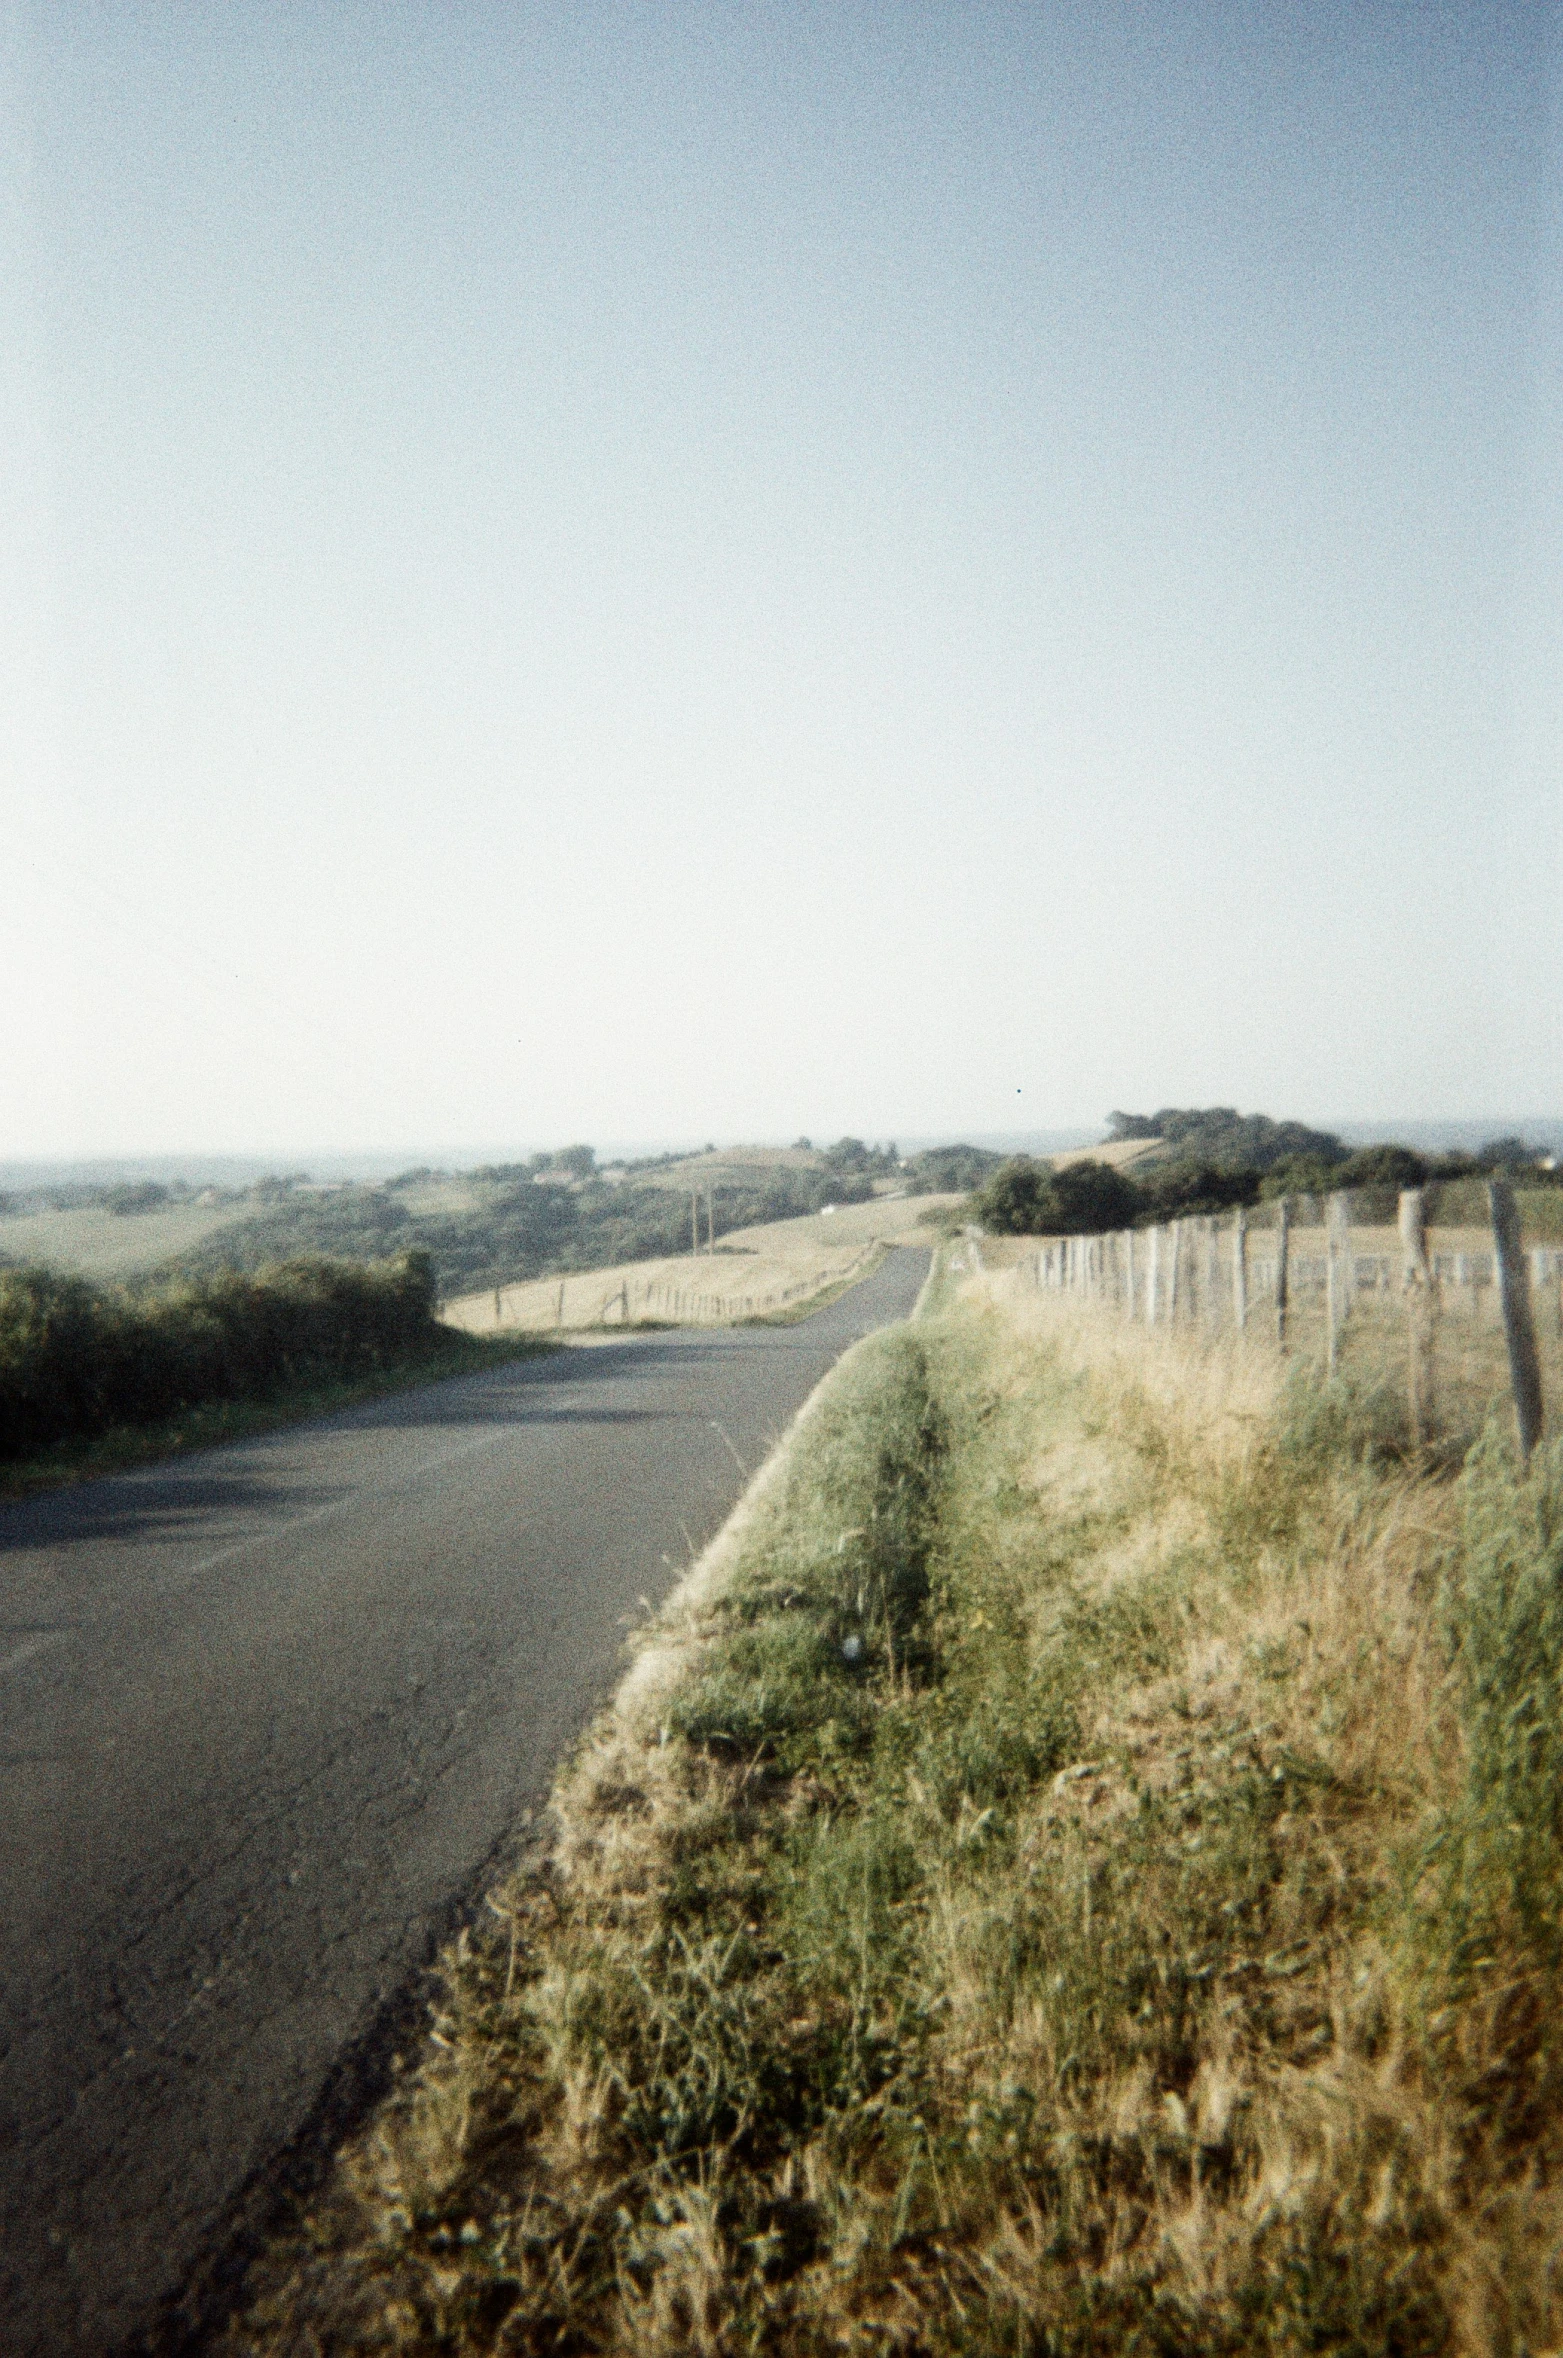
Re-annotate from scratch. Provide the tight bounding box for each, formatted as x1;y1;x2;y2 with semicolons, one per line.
0;1171;316;1220
1106;1107;1344;1170
976;1113;1559;1238
902;1144;1004;1195
0;1253;443;1459
0;1177;192;1218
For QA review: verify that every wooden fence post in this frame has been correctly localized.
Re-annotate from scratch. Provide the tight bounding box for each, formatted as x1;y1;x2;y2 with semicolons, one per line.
1203;1215;1220;1326
1398;1188;1436;1447
1489;1179;1544;1464
1275;1198;1291;1347
1124;1228;1136;1318
1168;1220;1183;1322
1147;1226;1160;1326
1233;1208;1248;1333
1326;1191;1351;1377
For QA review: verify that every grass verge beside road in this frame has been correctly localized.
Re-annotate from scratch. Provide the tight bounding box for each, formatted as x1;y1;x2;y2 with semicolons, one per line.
219;1265;1563;2355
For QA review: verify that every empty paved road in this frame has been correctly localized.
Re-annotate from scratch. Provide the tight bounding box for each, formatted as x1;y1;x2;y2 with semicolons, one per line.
0;1249;928;2354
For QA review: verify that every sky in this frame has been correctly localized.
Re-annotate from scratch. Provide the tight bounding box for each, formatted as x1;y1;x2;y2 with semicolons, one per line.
4;0;1561;1161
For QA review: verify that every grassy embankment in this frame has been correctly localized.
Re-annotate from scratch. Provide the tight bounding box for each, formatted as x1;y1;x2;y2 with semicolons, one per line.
0;1254;551;1500
221;1256;1563;2355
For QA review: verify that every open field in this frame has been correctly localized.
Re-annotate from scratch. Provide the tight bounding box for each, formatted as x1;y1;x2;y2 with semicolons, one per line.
0;1199;247;1278
220;1249;1563;2355
621;1143;837;1186
1049;1134;1165;1172
441;1193;952;1334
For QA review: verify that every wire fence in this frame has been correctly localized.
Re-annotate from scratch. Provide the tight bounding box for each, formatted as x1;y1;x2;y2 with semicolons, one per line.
445;1240;885;1334
987;1181;1561;1464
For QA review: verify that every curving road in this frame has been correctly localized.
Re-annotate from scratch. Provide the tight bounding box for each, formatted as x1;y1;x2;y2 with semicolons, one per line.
0;1248;929;2354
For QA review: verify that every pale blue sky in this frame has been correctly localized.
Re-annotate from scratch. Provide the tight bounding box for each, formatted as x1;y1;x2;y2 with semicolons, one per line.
5;2;1560;1158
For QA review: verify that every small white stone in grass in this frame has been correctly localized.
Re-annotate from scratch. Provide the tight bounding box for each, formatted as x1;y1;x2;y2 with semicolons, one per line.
842;1634;864;1663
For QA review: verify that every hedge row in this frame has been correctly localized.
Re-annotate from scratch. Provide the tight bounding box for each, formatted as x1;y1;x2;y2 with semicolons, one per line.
0;1251;442;1460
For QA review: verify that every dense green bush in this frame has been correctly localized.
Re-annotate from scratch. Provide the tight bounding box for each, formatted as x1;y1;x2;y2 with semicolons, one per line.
974;1156;1141;1235
1335;1142;1430;1188
0;1252;441;1460
1134;1158;1261;1219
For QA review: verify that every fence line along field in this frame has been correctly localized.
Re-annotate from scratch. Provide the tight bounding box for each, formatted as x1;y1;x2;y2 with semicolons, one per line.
439;1193;951;1334
964;1181;1563;1463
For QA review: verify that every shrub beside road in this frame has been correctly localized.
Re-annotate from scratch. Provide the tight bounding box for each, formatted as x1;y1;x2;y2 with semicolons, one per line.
0;1252;545;1491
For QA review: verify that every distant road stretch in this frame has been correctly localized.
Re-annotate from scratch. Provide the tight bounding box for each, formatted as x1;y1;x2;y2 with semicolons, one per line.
0;1249;930;2354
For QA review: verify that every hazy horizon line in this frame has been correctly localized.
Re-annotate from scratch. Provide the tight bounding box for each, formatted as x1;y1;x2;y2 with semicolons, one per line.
7;1117;1563;1190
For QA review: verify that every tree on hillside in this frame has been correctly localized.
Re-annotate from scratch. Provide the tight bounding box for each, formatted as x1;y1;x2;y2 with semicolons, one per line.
1107;1108;1345;1173
1478;1136;1542;1171
975;1157;1140;1235
973;1158;1052;1232
1258;1156;1348;1200
1337;1144;1429;1188
552;1145;597;1179
903;1144;1003;1195
1135;1162;1262;1219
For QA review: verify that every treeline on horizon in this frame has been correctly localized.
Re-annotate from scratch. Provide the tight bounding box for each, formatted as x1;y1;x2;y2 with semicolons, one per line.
974;1107;1562;1237
0;1253;448;1465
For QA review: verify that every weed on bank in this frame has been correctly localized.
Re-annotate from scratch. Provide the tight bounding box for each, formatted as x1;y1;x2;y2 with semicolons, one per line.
221;1280;1563;2355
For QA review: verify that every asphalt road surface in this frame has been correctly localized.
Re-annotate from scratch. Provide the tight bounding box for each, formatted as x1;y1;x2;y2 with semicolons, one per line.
0;1248;929;2354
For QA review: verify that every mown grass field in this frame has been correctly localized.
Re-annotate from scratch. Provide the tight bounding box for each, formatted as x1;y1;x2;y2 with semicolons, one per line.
441;1195;952;1334
0;1199;248;1279
220;1246;1563;2354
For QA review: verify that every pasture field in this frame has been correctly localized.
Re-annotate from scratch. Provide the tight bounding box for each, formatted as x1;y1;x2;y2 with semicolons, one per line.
440;1193;952;1334
625;1143;833;1185
0;1199;247;1279
1049;1133;1165;1172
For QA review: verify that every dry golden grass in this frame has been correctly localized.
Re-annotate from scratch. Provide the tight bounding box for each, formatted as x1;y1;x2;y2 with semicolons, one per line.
219;1256;1563;2355
1049;1137;1167;1173
440;1195;951;1335
631;1144;833;1185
